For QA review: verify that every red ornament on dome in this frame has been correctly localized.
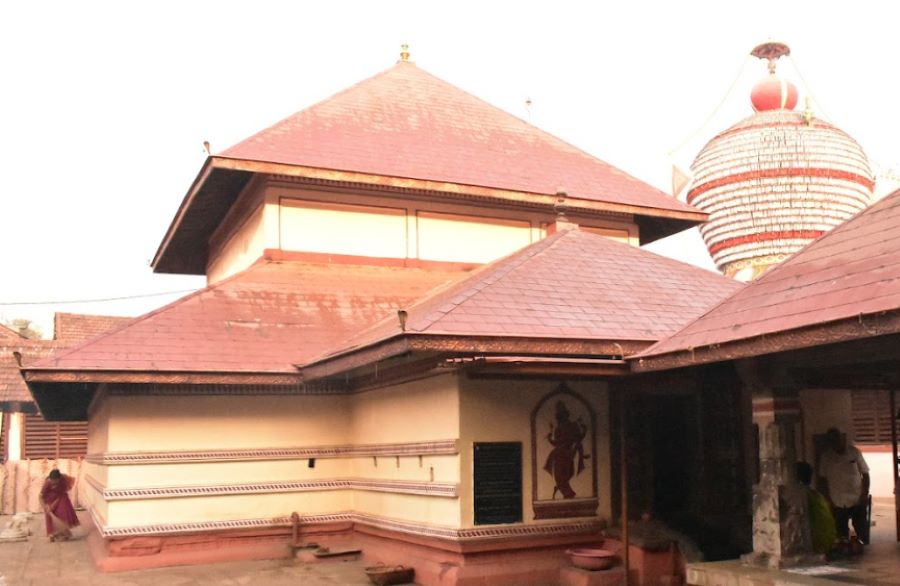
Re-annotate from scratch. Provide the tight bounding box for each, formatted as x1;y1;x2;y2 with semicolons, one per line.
751;75;799;111
749;42;798;111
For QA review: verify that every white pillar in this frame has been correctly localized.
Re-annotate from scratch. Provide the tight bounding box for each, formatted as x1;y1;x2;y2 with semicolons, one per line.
7;412;23;461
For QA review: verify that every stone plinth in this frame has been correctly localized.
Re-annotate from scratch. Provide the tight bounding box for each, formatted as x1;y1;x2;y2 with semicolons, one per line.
559;565;626;586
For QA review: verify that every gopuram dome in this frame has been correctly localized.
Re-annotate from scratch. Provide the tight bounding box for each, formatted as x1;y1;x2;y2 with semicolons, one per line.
687;42;874;281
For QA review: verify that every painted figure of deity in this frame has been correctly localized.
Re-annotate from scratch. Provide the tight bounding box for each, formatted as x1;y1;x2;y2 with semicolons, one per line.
543;400;587;498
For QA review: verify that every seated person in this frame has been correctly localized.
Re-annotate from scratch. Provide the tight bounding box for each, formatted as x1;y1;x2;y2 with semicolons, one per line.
797;461;837;556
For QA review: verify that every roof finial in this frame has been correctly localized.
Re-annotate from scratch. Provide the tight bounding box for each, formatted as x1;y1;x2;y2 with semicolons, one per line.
750;41;791;74
399;43;410;62
554;190;568;221
803;96;814;126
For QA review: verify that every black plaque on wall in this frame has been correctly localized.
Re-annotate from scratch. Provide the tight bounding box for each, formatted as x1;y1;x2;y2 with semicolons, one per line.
474;442;522;525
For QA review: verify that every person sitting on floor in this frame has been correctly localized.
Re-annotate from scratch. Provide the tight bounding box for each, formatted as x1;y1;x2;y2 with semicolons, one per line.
797;461;837;556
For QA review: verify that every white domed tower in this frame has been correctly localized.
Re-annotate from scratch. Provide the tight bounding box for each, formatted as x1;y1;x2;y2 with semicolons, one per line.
688;42;875;281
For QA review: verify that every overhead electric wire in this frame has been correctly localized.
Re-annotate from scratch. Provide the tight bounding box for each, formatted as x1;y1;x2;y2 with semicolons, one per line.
0;288;200;306
668;55;752;157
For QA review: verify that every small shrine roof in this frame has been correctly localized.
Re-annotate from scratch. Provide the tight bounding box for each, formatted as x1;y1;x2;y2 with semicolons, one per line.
301;228;741;378
633;188;900;371
53;313;133;343
1;314;130;408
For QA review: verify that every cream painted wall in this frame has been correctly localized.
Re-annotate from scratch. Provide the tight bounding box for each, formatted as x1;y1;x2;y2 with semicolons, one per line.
348;374;462;526
88;384;464;530
279;199;408;258
106;394;351;452
799;389;853;465
458;377;611;528
415;211;532;263
349;374;459;445
207;203;266;284
202;181;643;282
80;473;109;521
105;457;352;488
108;490;354;527
353;491;460;525
860;450;896;498
88;396;111;454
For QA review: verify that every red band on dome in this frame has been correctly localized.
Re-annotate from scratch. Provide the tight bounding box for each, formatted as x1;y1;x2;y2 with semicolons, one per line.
708;230;826;254
687;168;876;204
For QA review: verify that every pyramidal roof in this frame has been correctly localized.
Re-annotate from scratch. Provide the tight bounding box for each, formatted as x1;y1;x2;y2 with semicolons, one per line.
633;187;900;371
221;61;694;214
153;59;703;274
301;228;742;376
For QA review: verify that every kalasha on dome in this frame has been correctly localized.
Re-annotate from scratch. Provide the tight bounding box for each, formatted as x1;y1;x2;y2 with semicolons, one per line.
687;42;874;281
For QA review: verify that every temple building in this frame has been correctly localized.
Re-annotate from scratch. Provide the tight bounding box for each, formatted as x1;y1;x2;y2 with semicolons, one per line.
20;48;743;584
20;43;899;585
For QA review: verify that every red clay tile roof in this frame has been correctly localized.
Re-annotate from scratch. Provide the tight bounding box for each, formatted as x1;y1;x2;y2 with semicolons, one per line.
306;228;742;368
0;340;55;405
222;62;695;215
1;314;130;405
54;313;133;343
28;259;470;376
634;188;900;369
154;62;704;275
0;323;25;340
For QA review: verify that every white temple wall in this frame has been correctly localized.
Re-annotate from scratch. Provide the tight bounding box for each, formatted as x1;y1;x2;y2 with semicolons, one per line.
798;389;853;465
86;380;464;531
205;179;642;284
206;202;267;284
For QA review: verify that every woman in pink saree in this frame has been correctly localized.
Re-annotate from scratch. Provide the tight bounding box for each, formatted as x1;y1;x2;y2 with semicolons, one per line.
40;469;79;541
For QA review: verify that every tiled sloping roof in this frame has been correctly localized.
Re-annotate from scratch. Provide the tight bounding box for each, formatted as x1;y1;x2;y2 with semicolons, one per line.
54;313;133;343
1;314;129;404
31;260;469;374
0;340;55;404
312;229;742;361
0;323;25;339
636;188;900;363
222;62;695;215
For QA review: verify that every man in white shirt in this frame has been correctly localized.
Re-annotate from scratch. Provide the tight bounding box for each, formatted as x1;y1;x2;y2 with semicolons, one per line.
818;427;871;544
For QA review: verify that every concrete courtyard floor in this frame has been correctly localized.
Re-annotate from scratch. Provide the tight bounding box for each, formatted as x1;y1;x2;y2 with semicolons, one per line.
0;513;393;586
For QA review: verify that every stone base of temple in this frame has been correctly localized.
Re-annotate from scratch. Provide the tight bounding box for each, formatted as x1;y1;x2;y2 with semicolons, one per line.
87;519;684;586
559;565;626;586
740;550;823;569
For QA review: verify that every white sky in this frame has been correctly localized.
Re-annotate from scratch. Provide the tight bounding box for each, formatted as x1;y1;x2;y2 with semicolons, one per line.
1;1;898;336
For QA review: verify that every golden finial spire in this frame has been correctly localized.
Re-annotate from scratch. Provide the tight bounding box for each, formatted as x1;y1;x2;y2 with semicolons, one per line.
399;43;410;62
803;96;814;126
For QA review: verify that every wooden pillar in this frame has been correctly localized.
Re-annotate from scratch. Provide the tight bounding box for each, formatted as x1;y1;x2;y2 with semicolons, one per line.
742;385;815;568
890;388;899;542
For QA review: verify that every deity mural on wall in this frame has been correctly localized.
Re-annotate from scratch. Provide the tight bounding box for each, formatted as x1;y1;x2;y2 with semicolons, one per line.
531;385;598;520
544;400;588;499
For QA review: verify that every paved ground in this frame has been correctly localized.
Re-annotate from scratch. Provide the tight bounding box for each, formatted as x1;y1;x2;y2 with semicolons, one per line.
0;513;388;586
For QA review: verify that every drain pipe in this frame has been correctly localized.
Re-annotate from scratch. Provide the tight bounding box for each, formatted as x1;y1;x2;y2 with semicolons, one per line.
291;511;301;545
891;390;899;542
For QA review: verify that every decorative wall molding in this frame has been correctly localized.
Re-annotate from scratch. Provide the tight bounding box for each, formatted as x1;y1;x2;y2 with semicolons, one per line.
85;439;458;465
267;174;633;221
92;506;602;542
86;476;458;501
108;382;345;396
